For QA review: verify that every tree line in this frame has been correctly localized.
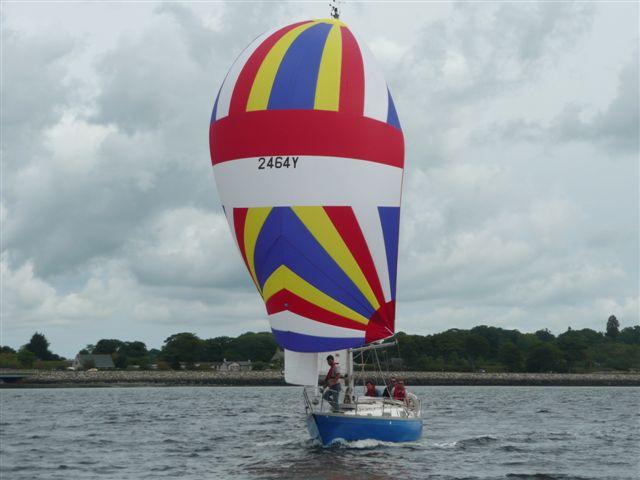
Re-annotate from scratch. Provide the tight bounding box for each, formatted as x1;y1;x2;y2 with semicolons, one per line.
0;332;63;369
395;316;639;372
0;331;279;370
1;316;638;372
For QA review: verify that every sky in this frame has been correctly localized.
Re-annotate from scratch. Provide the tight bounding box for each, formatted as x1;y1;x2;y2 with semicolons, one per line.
1;1;638;358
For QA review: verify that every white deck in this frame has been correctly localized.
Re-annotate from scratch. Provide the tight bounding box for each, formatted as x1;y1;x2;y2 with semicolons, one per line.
303;388;421;419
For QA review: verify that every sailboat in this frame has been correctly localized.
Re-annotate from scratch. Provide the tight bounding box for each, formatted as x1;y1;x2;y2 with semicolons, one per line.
303;343;423;445
208;6;422;445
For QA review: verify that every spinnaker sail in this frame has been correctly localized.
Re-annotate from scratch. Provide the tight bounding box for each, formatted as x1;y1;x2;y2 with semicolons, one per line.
209;19;404;376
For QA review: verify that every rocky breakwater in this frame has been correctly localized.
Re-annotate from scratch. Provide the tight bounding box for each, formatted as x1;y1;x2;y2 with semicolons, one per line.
2;369;639;387
1;369;287;387
384;371;640;386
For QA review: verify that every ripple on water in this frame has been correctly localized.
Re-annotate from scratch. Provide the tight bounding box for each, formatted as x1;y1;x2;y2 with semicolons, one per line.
455;435;499;449
499;445;526;452
506;475;592;480
1;386;638;480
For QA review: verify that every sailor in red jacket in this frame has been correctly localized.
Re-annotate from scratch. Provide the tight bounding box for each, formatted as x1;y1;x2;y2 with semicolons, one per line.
393;380;407;401
323;355;341;410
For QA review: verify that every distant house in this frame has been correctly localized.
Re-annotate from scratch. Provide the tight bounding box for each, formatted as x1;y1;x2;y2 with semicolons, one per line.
218;359;252;371
73;354;115;370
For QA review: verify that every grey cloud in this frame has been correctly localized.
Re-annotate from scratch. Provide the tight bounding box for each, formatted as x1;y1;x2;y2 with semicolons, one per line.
155;2;279;66
1;25;79;172
2;2;637;356
485;55;639;155
124;207;249;289
3;6;227;277
397;2;593;101
554;59;639;154
383;2;594;169
90;19;205;134
1;26;77;132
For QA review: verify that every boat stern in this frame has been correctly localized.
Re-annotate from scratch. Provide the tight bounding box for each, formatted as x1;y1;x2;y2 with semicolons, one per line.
309;412;423;445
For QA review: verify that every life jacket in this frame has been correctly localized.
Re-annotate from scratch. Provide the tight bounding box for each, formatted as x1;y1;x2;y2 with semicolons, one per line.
325;362;339;383
393;387;406;400
365;385;377;397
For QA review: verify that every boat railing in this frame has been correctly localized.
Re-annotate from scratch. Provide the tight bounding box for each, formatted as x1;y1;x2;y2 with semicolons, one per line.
302;385;318;414
303;386;421;418
352;396;421;418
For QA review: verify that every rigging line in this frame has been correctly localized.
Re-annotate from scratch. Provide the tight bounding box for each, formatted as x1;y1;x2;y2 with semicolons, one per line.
373;348;387;394
383;348;390;391
357;350;366;390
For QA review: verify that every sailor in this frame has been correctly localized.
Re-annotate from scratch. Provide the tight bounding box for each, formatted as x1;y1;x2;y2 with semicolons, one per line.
323;355;341;410
365;379;378;397
382;376;397;397
393;380;407;402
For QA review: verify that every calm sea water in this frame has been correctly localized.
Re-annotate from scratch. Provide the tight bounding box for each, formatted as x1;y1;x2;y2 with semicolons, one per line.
1;386;638;480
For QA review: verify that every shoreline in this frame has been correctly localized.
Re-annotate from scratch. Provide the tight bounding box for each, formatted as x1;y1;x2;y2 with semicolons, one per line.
2;370;639;388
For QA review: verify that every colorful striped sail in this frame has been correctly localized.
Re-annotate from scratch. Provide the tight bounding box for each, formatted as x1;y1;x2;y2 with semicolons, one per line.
210;19;404;353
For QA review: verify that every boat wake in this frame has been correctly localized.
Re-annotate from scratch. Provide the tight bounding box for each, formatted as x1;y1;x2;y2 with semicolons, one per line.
323;438;426;450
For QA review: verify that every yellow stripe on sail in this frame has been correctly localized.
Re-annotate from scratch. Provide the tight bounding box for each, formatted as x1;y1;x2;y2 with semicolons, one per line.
263;265;369;325
292;207;380;310
315;18;347;26
246;22;319;112
244;207;272;294
314;23;342;111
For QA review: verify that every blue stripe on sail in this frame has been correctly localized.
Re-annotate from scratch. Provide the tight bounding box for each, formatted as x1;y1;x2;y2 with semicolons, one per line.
253;207;375;319
378;207;400;300
272;329;365;352
386;89;401;130
211;88;221;123
268;23;332;110
253;208;283;284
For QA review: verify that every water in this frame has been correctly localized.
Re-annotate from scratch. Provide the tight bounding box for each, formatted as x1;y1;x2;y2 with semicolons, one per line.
1;386;638;479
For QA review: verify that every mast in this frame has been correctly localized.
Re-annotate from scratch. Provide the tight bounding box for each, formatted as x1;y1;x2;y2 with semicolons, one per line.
346;348;354;394
329;0;340;19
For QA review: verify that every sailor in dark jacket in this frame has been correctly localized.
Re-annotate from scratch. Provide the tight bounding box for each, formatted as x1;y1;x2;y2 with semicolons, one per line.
382;376;397;398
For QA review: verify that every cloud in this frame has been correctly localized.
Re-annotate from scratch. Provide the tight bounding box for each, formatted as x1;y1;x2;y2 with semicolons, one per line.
0;254;112;328
554;58;639;154
1;2;637;356
377;2;595;170
124;207;248;289
491;55;639;155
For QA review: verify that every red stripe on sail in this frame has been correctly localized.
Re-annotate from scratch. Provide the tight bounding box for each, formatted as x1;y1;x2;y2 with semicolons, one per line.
323;206;386;308
210;109;404;167
339;27;364;115
266;289;368;331
228;21;310;116
365;300;395;343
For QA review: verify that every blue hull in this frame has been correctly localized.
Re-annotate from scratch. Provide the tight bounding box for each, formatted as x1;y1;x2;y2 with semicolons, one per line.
307;413;423;445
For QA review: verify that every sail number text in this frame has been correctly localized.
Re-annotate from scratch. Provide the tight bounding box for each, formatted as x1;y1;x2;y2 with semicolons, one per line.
258;156;299;170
